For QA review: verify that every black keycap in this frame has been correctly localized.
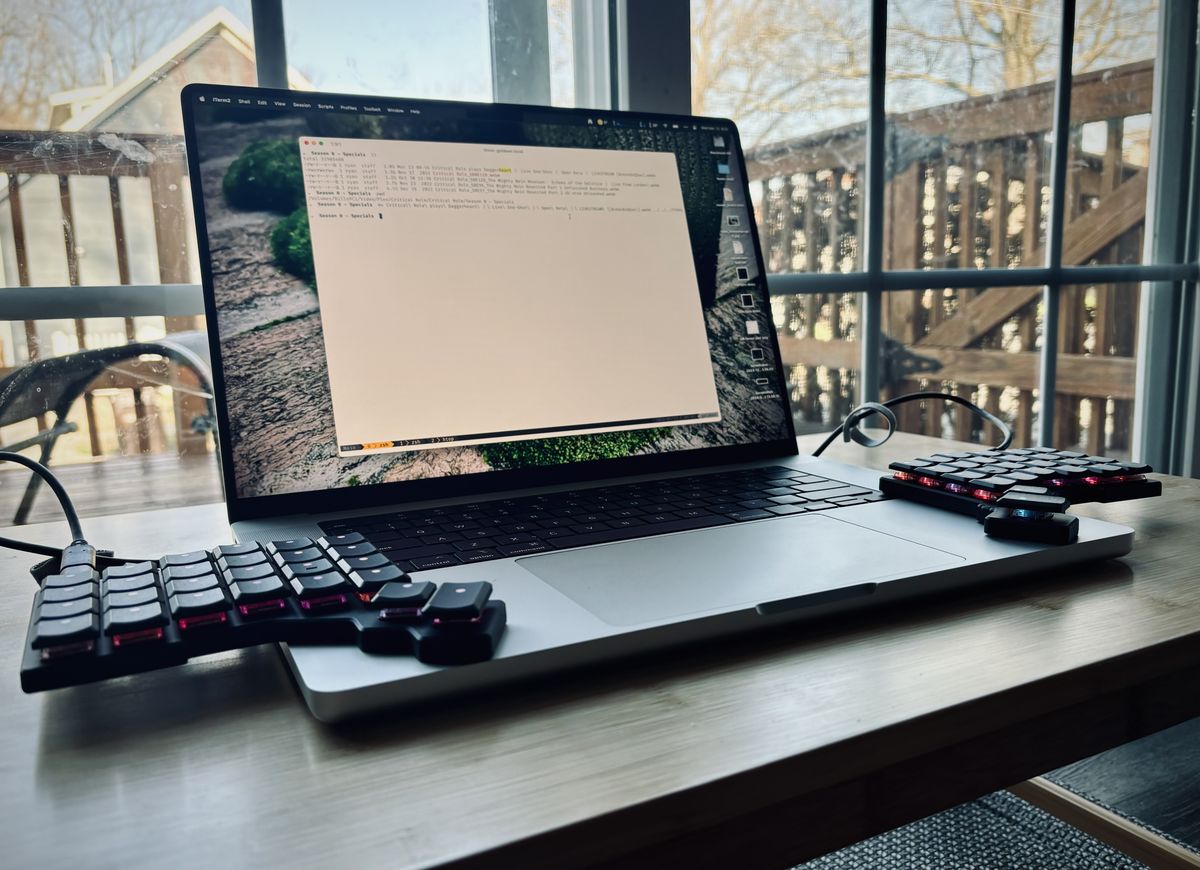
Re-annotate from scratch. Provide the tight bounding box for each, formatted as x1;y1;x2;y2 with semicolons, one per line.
289;571;349;598
271;538;314;552
166;575;220;596
812;485;873;498
42;572;97;589
802;500;836;511
224;562;277;583
213;543;262;558
41;582;96;603
736;498;775;510
922;465;958;475
217;551;268;570
163;562;216;581
327;541;378;558
37;597;97;621
230;576;288;604
32;613;99;648
644;513;680;524
170;588;229;618
320;532;364;546
161;550;209;568
996;490;1071;513
1019;468;1056;480
726;509;772;521
769;494;806;505
975;476;1017;490
347;563;409;592
104;601;167;634
765;503;808;516
424;581;492;622
338;552;392;572
57;565;98;581
457;548;501;563
570;523;609;534
102;573;159;594
104;561;155;579
274;546;325;564
104;587;160;609
409;554;460;570
371;580;436;610
497;541;551;557
453;539;496;551
281;558;335;578
379;542;456;562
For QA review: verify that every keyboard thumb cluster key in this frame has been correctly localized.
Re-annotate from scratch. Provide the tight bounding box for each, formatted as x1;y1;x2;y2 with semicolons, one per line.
20;536;507;694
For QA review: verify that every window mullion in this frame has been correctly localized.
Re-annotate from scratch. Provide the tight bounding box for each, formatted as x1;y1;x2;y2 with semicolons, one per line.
1134;0;1199;470
610;0;690;113
250;0;288;89
859;0;887;404
1036;0;1077;446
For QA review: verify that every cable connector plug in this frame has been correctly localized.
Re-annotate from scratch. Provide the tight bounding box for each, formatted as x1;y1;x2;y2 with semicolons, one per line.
59;541;97;571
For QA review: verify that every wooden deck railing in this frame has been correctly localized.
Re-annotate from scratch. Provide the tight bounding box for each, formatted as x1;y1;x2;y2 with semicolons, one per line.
0;130;208;457
746;59;1153;455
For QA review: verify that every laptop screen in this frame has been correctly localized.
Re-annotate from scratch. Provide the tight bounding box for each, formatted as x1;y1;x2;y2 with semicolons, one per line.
183;86;794;506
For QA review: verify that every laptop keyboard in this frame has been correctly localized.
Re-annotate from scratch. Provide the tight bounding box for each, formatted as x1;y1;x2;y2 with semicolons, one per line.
319;466;884;573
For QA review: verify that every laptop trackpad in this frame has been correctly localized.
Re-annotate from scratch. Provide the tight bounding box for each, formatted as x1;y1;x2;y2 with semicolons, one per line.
517;514;963;626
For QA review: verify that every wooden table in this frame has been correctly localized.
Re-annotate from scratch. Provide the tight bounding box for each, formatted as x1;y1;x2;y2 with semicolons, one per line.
2;433;1198;870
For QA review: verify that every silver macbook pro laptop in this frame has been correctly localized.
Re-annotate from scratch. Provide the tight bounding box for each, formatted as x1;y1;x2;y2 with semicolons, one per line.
181;84;1132;721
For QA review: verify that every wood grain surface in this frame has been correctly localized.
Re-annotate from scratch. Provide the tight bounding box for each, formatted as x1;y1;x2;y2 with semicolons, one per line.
2;433;1198;870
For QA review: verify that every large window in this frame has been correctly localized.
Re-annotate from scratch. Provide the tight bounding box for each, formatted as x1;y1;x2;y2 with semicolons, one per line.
1;0;1195;526
688;0;1197;469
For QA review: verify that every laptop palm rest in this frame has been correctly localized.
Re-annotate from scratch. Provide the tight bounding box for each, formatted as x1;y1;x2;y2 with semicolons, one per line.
517;514;964;627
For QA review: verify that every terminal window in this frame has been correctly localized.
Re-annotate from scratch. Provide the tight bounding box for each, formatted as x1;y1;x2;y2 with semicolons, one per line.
298;137;721;456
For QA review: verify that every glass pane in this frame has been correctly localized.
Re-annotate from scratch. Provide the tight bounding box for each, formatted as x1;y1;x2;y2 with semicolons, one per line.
1067;0;1158;265
772;292;861;435
692;0;872;274
284;0;492;100
1054;283;1139;458
880;287;1043;447
0;2;248;520
885;0;1062;271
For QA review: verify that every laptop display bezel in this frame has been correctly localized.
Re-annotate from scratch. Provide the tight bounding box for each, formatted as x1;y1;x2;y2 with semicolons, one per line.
180;83;798;522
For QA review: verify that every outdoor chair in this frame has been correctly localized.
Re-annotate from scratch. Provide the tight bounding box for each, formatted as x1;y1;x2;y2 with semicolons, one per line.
0;331;214;524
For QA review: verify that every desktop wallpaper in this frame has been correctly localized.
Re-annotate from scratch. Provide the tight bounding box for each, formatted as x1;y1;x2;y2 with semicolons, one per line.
189;97;791;499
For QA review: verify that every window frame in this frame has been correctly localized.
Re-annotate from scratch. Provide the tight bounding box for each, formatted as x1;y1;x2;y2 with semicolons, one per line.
572;0;1199;471
243;0;1200;472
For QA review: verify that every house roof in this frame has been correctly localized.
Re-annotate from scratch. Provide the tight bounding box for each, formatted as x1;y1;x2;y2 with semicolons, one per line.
59;6;312;132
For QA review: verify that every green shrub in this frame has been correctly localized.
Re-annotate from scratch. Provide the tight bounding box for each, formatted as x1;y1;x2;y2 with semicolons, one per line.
478;429;666;470
270;207;315;286
222;139;304;212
